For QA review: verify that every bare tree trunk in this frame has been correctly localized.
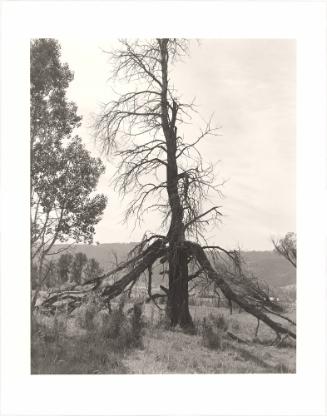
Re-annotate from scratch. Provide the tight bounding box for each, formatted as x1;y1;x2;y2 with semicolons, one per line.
159;39;192;329
167;245;193;328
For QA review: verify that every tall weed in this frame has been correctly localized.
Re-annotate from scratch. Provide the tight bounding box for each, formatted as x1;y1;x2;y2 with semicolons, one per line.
202;313;229;350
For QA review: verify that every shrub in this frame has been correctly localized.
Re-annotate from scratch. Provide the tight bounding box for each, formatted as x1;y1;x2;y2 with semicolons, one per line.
31;295;145;374
31;324;127;374
101;298;144;351
231;321;240;331
102;296;126;338
31;310;67;343
213;313;229;332
201;314;229;350
155;312;170;330
130;303;144;347
75;293;102;330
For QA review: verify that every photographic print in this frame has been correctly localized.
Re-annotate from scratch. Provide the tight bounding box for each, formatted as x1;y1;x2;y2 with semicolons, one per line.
31;38;296;375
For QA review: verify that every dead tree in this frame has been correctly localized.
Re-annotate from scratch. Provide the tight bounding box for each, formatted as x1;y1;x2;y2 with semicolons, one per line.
272;232;296;268
39;39;296;341
40;236;296;340
94;39;221;329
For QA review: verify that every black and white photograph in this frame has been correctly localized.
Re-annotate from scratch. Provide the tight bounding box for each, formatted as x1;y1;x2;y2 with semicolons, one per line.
30;38;297;375
1;2;326;416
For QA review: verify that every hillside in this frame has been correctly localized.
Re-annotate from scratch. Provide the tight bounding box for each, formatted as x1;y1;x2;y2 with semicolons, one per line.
241;251;296;287
51;243;296;288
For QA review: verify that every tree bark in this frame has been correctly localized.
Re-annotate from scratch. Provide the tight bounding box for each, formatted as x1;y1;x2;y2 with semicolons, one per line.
158;39;192;329
167;245;193;328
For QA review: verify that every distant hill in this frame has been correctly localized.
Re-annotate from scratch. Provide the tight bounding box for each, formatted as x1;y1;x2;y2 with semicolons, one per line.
51;243;296;288
51;242;137;271
241;251;296;287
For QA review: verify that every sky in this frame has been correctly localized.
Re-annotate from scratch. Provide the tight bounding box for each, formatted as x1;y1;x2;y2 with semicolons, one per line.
59;39;296;250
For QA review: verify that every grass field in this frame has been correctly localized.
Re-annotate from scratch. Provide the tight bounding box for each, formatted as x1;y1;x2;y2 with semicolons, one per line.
31;300;296;374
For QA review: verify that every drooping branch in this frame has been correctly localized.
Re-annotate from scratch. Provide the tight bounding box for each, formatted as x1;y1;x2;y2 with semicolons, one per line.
184;241;296;339
40;238;167;311
38;235;296;342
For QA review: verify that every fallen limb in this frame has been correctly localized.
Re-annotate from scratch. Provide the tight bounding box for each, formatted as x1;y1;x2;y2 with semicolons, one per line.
38;236;296;342
41;239;166;311
185;241;296;340
226;331;249;344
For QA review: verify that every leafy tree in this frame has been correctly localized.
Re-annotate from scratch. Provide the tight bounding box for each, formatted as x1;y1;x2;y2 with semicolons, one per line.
57;253;73;284
30;39;107;286
43;260;59;288
83;257;104;282
71;252;88;284
30;39;81;146
273;232;296;268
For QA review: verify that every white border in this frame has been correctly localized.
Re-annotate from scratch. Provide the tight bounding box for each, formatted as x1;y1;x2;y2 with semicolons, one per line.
1;1;326;415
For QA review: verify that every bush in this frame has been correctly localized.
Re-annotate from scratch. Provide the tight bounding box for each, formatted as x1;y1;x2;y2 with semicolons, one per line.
130;303;143;346
201;314;229;350
101;298;144;351
31;325;127;374
75;293;102;330
31;310;67;343
213;313;229;332
155;312;170;330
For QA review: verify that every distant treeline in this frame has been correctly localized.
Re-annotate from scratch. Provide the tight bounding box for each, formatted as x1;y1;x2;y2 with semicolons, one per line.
31;252;103;289
50;243;296;288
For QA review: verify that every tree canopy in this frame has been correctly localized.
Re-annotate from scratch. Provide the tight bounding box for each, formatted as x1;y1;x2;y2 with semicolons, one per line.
31;39;107;288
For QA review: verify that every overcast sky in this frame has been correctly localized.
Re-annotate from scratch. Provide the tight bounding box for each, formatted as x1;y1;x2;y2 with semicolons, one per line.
59;39;295;250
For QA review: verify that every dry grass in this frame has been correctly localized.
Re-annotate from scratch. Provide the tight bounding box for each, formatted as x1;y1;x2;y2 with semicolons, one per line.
31;296;144;374
123;304;296;374
123;326;295;374
31;301;296;374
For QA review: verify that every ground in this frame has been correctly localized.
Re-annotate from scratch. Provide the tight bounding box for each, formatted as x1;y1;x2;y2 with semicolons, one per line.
31;301;296;374
123;304;295;374
123;326;294;374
